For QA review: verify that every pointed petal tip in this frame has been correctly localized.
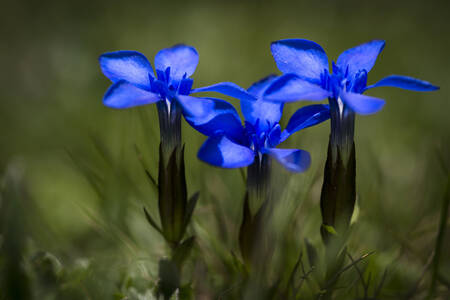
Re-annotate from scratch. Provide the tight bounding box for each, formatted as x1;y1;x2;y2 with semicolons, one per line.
341;91;385;115
366;75;440;92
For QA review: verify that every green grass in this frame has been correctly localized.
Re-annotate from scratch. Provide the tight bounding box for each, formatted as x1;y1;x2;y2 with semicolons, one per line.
0;0;449;299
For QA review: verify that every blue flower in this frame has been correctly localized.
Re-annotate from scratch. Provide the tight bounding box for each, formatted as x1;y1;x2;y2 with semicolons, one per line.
178;75;330;172
264;39;439;115
99;45;255;109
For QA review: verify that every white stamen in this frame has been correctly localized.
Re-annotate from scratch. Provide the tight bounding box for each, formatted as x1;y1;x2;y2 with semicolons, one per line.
337;97;344;118
165;98;171;116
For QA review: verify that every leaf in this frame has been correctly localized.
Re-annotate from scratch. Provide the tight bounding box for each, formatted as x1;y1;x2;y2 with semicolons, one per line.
325;250;375;289
181;192;199;237
229;251;247;275
285;251;303;298
178;283;194;300
135;144;157;189
320;140;356;244
143;207;163;236
157;259;180;299
158;144;188;243
322;224;337;236
172;236;196;267
238;192;253;264
305;238;318;268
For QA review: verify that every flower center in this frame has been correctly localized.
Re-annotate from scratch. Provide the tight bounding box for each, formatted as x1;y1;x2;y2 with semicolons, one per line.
244;121;281;154
320;62;368;99
149;68;193;114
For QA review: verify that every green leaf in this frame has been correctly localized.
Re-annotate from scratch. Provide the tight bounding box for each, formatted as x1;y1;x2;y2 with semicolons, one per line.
144;206;163;236
157;259;180;300
322;224;337;236
178;283;194;300
182;192;199;237
320;141;356;244
305;238;318;268
172;236;195;268
238;192;253;264
135;145;157;189
158;144;188;244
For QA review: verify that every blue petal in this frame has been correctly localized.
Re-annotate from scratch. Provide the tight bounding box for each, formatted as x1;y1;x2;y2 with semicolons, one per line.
154;45;199;81
247;75;279;97
103;81;160;109
336;40;385;76
198;135;255;168
350;70;368;93
271;39;329;82
267;124;282;147
340;91;385;115
240;99;284;133
365;75;439;92
263;73;330;102
177;78;194;95
266;148;311;173
99;51;153;87
192;82;256;101
177;95;245;141
281;104;330;142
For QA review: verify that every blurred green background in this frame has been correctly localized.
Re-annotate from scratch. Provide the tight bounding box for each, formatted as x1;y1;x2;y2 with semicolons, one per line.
0;0;449;299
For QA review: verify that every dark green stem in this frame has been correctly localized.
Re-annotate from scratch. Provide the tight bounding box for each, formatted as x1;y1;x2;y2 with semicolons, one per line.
157;99;182;157
329;97;355;163
151;98;197;299
320;98;357;298
239;154;273;271
247;154;272;210
320;97;356;243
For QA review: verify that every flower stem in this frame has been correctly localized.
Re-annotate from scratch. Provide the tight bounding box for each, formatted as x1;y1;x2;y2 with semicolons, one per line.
150;98;197;299
328;97;355;164
157;99;182;157
247;154;272;212
239;154;273;270
320;97;356;243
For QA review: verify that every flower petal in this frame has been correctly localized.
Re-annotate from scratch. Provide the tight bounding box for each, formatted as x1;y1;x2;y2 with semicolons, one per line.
177;78;194;95
263;73;330;102
271;39;329;82
266;148;311;173
240;99;284;133
103;81;160;109
365;75;439;92
99;51;153;87
177;95;245;140
267;124;282;147
336;40;385;76
247;75;279;97
192;82;256;101
242;76;284;132
154;45;199;81
198;135;255;168
340;91;385;115
281;104;330;142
